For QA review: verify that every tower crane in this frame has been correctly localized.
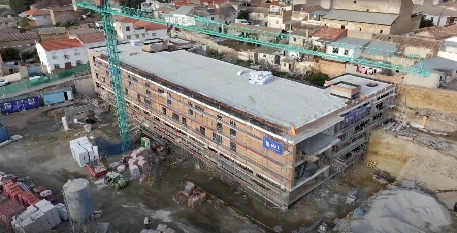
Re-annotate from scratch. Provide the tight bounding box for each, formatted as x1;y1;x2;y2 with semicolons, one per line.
74;0;430;149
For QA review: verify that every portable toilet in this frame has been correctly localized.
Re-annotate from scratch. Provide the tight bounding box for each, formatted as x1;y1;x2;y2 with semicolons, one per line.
0;123;9;143
41;88;74;106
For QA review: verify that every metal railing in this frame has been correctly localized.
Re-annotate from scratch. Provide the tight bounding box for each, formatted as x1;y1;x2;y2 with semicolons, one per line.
0;64;90;97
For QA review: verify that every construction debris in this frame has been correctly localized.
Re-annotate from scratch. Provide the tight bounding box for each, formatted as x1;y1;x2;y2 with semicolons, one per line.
371;174;388;185
346;195;356;204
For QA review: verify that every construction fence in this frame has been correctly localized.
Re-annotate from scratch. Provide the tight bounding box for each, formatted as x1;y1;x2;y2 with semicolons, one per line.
0;65;90;97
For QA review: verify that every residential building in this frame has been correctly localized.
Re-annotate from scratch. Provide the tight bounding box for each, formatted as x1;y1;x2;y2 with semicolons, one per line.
253;46;284;65
1;62;42;78
282;8;328;31
404;57;457;88
76;32;107;49
438;36;457;61
21;9;52;27
326;37;371;59
292;0;333;9
193;5;238;24
38;27;69;42
288;25;322;47
269;1;291;13
0;27;20;35
68;28;98;39
115;17;168;41
32;0;72;9
88;42;396;210
348;34;442;76
322;0;417;35
268;13;285;29
227;23;284;42
166;5;196;26
36;39;88;74
243;7;269;26
371;34;441;59
50;6;80;25
413;24;457;39
413;5;457;26
312;26;348;44
0;33;38;50
0;17;18;28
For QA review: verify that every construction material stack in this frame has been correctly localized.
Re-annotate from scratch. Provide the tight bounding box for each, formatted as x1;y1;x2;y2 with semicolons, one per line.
129;165;141;179
188;187;207;208
0;200;26;230
69;136;99;167
12;200;63;232
54;203;69;221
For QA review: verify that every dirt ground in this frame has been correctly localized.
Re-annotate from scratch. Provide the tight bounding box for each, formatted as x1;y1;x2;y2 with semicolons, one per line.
367;128;457;212
0;102;400;233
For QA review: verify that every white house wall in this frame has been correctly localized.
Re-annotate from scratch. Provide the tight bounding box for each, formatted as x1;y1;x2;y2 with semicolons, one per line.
424;15;449;26
36;44;88;73
438;51;457;61
326;45;362;58
32;15;52;26
166;14;195;26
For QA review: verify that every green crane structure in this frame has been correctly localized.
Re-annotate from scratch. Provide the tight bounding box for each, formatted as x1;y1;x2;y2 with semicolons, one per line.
74;0;430;149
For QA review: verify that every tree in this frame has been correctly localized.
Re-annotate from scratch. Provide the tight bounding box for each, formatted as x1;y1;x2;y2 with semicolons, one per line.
420;19;434;28
308;72;330;87
18;17;29;28
9;0;34;13
0;48;20;61
237;11;249;20
20;49;39;63
119;0;144;8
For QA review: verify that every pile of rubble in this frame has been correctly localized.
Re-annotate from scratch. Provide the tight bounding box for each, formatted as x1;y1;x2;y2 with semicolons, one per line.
396;131;452;152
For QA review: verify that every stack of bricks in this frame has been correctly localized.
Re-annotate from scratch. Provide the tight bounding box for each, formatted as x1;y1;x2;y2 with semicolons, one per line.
2;181;23;201
0;200;26;230
131;147;151;176
17;191;40;207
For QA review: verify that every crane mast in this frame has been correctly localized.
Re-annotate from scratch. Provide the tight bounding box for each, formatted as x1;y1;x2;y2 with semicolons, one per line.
99;0;132;151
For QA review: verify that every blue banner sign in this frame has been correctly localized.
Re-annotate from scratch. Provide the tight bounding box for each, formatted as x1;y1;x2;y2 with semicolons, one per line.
263;137;283;155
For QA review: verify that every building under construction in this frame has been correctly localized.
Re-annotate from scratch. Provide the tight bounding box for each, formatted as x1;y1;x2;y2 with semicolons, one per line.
87;39;397;211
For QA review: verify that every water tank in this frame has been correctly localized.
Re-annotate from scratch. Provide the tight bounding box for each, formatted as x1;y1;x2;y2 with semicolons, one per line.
63;179;94;221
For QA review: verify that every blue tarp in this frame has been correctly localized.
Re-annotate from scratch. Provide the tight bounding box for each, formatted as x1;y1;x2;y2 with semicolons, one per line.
95;137;125;156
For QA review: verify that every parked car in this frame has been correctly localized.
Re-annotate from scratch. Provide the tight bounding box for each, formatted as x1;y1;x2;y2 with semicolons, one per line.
0;79;10;87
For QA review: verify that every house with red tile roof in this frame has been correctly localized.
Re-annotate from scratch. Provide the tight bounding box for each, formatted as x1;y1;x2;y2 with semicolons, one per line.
21;9;52;27
76;32;107;49
312;26;347;42
114;17;168;41
36;39;87;74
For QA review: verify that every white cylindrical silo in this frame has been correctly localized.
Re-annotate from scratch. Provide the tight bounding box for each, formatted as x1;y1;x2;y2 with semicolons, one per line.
63;179;94;222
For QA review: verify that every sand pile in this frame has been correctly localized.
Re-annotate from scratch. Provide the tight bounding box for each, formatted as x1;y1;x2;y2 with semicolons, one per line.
342;188;452;233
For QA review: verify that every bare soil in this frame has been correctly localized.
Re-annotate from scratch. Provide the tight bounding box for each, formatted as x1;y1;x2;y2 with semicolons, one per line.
0;103;389;233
